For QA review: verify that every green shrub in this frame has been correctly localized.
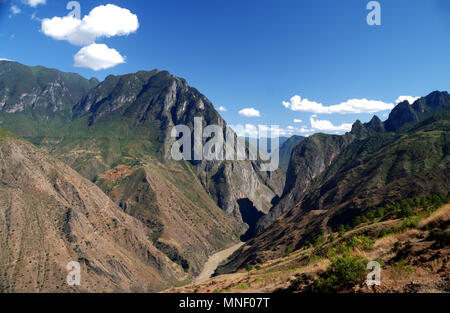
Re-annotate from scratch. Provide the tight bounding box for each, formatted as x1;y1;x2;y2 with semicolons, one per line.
348;235;375;251
338;225;346;237
311;254;367;293
326;242;351;259
401;216;420;230
352;216;362;228
328;233;336;243
376;207;385;218
313;235;326;247
400;203;414;218
284;245;293;256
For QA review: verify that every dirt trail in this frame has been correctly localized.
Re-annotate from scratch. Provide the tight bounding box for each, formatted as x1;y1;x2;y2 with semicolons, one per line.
194;242;244;284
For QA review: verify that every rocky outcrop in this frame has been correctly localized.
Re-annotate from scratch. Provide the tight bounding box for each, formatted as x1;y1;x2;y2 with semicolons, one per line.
278;135;305;172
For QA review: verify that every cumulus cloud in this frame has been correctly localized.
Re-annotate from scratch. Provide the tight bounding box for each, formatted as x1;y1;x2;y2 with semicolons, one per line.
23;0;46;7
239;107;261;117
310;117;352;132
41;4;139;46
218;106;227;112
0;58;12;61
396;96;419;104
74;43;125;71
293;119;302;123
283;95;394;114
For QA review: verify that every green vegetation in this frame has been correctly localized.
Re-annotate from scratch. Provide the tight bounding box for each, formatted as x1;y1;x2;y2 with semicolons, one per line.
311;254;368;293
284;245;293;257
336;193;450;236
0;126;19;140
326;235;374;259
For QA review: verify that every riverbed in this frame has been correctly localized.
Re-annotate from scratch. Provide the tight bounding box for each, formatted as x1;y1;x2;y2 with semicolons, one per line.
194;242;244;284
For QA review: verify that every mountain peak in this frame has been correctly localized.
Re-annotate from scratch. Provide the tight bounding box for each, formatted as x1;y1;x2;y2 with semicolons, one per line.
367;115;385;132
385;90;450;132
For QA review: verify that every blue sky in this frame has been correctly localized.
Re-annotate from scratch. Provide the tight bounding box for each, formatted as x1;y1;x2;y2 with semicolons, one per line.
1;0;450;137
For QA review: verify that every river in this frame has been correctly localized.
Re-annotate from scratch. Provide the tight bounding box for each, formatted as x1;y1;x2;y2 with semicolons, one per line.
194;242;244;284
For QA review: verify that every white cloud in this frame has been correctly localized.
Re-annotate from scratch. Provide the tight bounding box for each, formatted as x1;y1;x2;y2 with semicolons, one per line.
74;43;125;71
0;58;12;61
310;117;352;132
23;0;46;7
41;4;139;46
231;124;314;138
239;107;261;117
396;96;419;104
293;119;302;123
232;124;258;137
218;106;227;112
10;5;21;15
283;95;394;114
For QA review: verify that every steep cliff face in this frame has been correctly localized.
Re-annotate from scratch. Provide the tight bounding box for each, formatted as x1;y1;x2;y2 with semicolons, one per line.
278;135;305;172
256;132;355;233
0;128;189;292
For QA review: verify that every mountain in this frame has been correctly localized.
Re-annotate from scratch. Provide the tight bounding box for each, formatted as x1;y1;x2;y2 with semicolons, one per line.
255;93;450;234
0;61;284;282
256;132;356;233
0;61;97;137
385;91;450;132
56;68;284;217
217;92;450;273
0;126;193;292
278;135;305;172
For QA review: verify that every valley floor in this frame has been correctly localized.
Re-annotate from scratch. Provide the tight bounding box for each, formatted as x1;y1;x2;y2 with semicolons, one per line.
194;242;244;284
